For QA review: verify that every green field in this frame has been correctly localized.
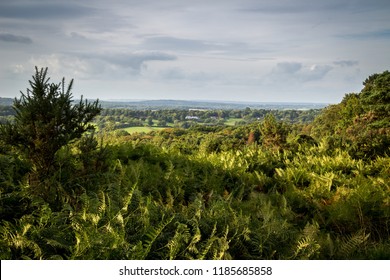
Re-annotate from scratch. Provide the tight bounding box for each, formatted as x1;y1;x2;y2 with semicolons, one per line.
121;126;167;134
224;118;244;126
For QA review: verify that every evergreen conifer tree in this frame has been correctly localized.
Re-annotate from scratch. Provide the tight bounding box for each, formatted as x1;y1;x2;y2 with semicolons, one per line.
0;67;101;179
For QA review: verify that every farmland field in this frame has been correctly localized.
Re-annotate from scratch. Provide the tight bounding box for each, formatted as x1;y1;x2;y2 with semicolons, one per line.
121;126;167;134
224;118;245;126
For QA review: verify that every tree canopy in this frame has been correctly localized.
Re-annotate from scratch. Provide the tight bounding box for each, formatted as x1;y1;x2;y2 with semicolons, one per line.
312;70;390;158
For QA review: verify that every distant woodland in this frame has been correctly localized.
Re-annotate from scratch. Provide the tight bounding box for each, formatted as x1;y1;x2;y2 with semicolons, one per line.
0;68;389;259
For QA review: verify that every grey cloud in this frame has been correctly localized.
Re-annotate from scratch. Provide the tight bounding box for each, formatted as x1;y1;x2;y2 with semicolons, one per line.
334;60;359;67
89;52;177;71
240;1;346;14
69;32;88;40
274;62;302;74
28;51;177;81
160;67;217;82
0;33;33;44
240;0;388;14
49;51;178;78
270;62;332;82
302;65;333;81
144;36;216;52
0;1;95;20
1;0;388;103
142;35;268;59
338;29;390;40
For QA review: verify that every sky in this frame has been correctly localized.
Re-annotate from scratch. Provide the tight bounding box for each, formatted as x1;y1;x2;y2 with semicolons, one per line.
0;0;389;103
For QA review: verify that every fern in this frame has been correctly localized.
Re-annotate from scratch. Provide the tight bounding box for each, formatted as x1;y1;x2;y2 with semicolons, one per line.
120;183;138;214
294;236;321;259
0;219;43;259
167;222;191;260
137;215;174;259
197;223;217;260
184;219;202;258
293;222;321;259
338;230;370;258
212;225;231;260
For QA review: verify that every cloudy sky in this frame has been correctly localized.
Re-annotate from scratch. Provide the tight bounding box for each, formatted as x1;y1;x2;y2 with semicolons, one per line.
0;0;389;103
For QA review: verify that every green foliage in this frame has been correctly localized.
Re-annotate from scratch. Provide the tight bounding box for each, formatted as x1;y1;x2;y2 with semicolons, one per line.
360;70;390;118
312;70;390;159
0;67;101;175
0;70;389;260
259;114;290;150
0;67;101;206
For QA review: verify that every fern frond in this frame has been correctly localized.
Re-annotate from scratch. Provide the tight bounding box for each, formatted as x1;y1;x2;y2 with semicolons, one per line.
139;215;174;259
120;182;137;214
338;230;370;258
98;190;106;213
167;222;191;260
293;236;321;260
185;219;202;256
197;223;217;260
213;225;231;260
293;222;321;259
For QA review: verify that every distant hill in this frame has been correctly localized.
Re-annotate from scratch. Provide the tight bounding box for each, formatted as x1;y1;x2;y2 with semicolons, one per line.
0;97;13;106
1;96;328;110
97;99;328;110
